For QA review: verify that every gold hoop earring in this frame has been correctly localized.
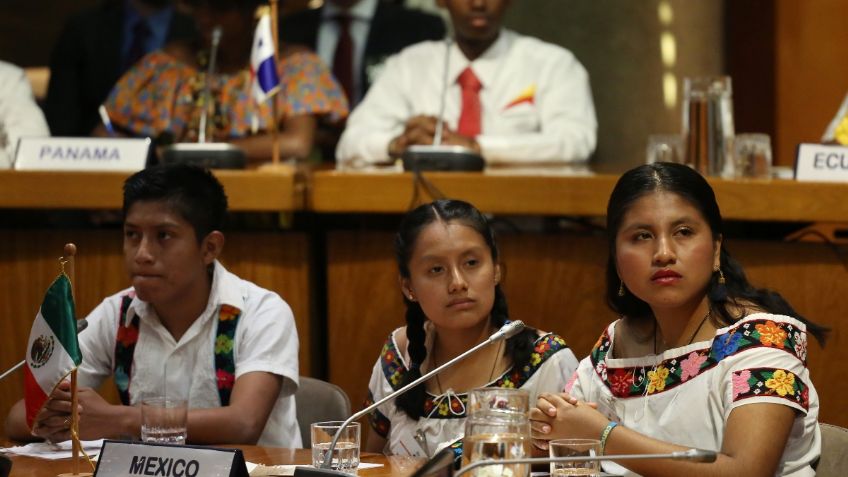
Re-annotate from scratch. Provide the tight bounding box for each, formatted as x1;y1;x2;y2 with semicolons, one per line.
618;282;625;297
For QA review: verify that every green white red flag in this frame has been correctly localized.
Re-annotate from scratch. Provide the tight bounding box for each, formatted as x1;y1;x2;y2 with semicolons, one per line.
24;274;82;429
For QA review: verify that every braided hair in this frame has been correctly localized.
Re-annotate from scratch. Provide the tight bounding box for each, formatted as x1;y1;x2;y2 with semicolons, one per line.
604;162;828;345
394;199;536;420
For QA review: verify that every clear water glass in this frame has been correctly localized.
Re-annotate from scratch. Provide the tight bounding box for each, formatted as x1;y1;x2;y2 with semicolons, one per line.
140;397;187;445
311;421;360;474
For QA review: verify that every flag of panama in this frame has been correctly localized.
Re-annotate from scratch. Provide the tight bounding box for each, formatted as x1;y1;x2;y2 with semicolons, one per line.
250;13;281;102
24;274;82;429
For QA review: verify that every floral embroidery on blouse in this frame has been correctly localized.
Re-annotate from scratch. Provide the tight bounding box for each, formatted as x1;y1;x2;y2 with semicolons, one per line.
364;392;391;438
590;317;807;398
376;332;570;420
732;367;810;410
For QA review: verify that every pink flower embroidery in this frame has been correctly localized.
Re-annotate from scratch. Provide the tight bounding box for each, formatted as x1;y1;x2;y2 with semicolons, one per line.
680;351;708;382
793;332;808;361
732;369;751;399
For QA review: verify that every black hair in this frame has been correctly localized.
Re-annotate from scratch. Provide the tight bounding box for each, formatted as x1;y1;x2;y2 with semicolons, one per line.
605;162;828;344
181;0;266;11
123;164;228;242
394;199;537;420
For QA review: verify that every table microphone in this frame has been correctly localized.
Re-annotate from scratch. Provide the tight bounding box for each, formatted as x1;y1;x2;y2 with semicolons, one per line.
311;320;526;473
160;25;246;169
401;38;484;172
454;448;718;477
0;319;88;383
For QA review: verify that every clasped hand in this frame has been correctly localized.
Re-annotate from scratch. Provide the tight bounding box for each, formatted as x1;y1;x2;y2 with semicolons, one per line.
31;380;119;442
388;115;481;157
529;392;607;450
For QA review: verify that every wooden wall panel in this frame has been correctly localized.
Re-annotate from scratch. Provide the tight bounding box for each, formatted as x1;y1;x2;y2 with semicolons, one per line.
327;231;847;427
0;229;311;434
775;0;848;165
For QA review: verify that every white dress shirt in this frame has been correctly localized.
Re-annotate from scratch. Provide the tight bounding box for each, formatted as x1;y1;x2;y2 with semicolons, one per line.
78;261;302;447
336;30;597;167
0;61;49;168
317;0;379;104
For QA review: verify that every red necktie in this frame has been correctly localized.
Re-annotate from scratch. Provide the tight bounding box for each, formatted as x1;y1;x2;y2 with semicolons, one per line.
332;14;354;103
457;67;482;137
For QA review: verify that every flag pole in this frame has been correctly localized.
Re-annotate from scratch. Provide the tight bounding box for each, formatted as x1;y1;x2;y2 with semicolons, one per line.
269;0;281;166
57;243;92;477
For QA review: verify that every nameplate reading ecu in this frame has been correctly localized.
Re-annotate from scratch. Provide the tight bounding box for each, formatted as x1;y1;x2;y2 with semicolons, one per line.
14;137;150;172
795;143;848;182
94;440;248;477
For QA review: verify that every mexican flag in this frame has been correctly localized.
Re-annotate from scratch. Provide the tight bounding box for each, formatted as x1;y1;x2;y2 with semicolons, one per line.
23;274;82;429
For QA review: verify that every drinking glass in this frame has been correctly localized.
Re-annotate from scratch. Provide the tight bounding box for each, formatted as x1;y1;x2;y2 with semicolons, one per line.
549;438;601;477
646;134;684;164
140;397;188;445
311;421;360;473
682;76;735;176
462;388;531;477
732;133;772;179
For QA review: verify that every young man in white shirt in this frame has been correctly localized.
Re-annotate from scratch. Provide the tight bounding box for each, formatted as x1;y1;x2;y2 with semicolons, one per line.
336;0;597;167
6;164;301;447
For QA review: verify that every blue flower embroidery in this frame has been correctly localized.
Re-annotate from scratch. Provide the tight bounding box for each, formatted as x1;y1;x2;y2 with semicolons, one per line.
713;332;742;361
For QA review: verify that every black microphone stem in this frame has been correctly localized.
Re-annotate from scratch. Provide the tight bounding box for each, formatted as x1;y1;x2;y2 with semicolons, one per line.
320;320;525;469
199;26;222;144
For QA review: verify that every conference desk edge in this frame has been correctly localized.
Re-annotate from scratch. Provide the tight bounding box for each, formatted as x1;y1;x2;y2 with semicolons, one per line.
0;170;301;212
309;170;848;222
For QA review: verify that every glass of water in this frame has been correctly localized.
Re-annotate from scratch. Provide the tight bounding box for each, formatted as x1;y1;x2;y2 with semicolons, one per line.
549;438;601;476
462;388;531;477
140;397;188;445
311;421;360;473
732;133;772;179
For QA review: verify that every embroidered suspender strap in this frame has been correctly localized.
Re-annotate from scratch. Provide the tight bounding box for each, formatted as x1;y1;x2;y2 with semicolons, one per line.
213;304;241;406
114;295;140;406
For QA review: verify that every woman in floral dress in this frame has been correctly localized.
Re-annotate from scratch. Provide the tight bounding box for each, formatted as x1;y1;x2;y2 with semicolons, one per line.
366;199;579;460
531;162;828;477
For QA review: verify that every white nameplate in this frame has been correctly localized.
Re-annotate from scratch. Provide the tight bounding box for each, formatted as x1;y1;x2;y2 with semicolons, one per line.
94;440;248;477
14;137;150;172
795;143;848;182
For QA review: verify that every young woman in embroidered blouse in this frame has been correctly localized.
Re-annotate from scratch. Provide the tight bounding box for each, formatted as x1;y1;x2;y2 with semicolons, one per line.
366;199;579;458
96;0;348;165
530;162;828;477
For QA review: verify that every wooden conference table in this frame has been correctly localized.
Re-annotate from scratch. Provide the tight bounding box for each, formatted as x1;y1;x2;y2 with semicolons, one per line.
4;446;415;477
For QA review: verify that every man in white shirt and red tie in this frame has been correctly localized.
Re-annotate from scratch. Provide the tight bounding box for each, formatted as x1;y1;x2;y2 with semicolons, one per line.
336;0;597;167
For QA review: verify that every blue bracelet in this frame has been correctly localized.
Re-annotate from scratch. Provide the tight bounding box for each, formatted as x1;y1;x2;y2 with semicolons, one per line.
600;421;619;455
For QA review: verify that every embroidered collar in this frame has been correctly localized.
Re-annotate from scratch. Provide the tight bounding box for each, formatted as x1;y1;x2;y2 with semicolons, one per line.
591;314;808;398
380;331;569;419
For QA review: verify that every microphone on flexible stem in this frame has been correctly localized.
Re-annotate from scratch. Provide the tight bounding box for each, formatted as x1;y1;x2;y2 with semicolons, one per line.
401;37;484;172
303;321;526;476
160;25;246;169
453;448;718;477
0;319;89;382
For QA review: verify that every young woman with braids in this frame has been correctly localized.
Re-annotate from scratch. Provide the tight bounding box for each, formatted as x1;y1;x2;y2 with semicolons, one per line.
531;162;827;476
365;199;579;458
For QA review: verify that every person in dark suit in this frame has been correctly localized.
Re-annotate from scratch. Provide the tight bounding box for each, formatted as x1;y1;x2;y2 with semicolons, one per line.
281;0;446;107
45;0;196;136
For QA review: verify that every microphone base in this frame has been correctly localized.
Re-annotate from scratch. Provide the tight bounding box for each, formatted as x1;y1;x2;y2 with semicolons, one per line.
402;145;484;172
160;143;246;169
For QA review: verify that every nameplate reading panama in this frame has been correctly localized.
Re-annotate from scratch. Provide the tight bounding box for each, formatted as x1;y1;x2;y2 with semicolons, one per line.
14;137;150;172
93;440;248;477
795;143;848;182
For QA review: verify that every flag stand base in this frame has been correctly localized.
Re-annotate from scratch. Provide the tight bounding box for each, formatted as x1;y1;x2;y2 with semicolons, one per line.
57;473;93;476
